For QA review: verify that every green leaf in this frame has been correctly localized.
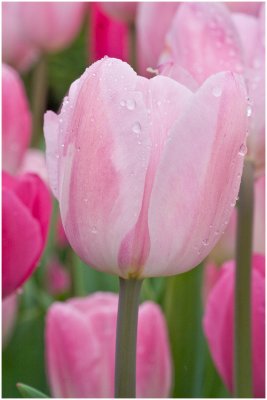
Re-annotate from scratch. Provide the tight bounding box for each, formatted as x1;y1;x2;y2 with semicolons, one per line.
17;383;48;398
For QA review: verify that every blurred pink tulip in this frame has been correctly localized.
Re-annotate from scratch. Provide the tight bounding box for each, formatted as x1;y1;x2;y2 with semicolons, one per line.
208;174;265;265
46;293;171;397
226;2;263;16
2;3;39;71
9;2;85;54
46;259;70;296
2;172;52;298
2;294;18;348
2;64;32;174
90;3;129;62
136;2;179;76
161;3;265;171
44;57;248;278
203;254;265;398
19;149;49;185
56;215;69;248
99;2;137;23
202;262;223;306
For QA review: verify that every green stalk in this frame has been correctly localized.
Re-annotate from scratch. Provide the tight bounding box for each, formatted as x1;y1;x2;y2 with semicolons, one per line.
234;159;254;397
115;277;143;398
31;54;48;146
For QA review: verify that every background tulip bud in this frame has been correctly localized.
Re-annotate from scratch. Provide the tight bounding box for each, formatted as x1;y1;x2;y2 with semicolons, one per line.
2;172;52;298
45;259;70;296
46;293;171;398
44;57;248;279
2;64;32;174
100;2;137;23
203;254;265;398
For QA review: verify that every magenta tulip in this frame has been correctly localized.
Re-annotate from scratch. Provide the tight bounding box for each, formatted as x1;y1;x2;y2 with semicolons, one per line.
91;3;129;62
2;294;18;347
44;57;248;278
2;64;32;174
161;3;265;171
2;172;52;298
2;3;39;71
203;254;265;397
136;2;179;76
100;2;137;23
19;149;49;185
46;293;171;397
208;174;265;265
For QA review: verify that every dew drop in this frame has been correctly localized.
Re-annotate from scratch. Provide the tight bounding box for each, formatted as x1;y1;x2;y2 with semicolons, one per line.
215;230;220;236
84;198;88;203
120;100;126;107
76;146;81;152
202;238;209;246
132;122;141;134
247;105;252;117
91;226;98;234
212;86;222;97
61;143;65;148
126;99;136;110
238;143;247;156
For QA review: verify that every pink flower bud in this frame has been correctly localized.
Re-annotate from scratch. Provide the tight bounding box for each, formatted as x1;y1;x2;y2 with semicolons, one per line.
46;259;70;296
203;254;265;398
2;64;32;174
44;57;248;279
100;2;137;23
2;294;18;348
46;293;171;397
2;172;52;298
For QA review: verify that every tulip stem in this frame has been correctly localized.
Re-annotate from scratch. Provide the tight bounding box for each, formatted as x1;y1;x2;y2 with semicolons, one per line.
31;54;48;146
115;277;143;398
234;159;254;397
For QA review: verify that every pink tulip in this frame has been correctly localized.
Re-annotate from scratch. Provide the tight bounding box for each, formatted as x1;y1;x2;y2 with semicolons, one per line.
203;254;265;398
2;294;18;348
90;3;129;62
208;174;265;265
136;2;179;76
19;149;49;185
99;2;137;23
44;57;248;278
161;3;265;171
202;262;223;306
18;2;85;53
46;259;70;296
2;3;39;71
2;172;52;298
2;64;32;174
46;293;171;397
226;2;262;16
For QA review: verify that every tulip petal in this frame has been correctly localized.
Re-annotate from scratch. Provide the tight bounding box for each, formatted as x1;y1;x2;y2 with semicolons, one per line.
44;110;60;198
163;3;244;84
144;72;248;276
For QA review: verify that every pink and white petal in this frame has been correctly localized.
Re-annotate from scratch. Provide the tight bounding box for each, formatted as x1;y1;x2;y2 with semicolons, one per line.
158;61;199;92
44;111;60;198
232;14;259;65
164;3;244;84
136;2;179;76
226;2;262;17
144;72;248;277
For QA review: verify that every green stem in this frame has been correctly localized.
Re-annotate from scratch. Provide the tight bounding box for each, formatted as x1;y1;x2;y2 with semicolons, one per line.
31;54;48;146
234;159;254;397
115;277;143;398
129;22;136;71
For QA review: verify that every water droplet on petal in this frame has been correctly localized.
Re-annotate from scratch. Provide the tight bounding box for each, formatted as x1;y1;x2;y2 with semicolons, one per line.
202;238;209;246
212;86;222;97
91;226;98;234
215;230;220;236
132;122;141;134
126;99;136;110
238;143;247;156
120;100;126;107
247;105;252;117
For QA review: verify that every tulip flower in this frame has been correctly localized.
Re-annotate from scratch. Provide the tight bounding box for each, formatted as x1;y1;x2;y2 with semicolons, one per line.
161;3;265;171
2;64;32;174
90;3;129;62
2;172;52;298
226;2;262;16
19;149;49;185
2;294;18;348
18;2;85;53
99;2;137;23
136;2;179;76
46;292;171;397
44;57;248;279
208;174;265;265
203;254;265;398
46;259;70;296
2;3;39;71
